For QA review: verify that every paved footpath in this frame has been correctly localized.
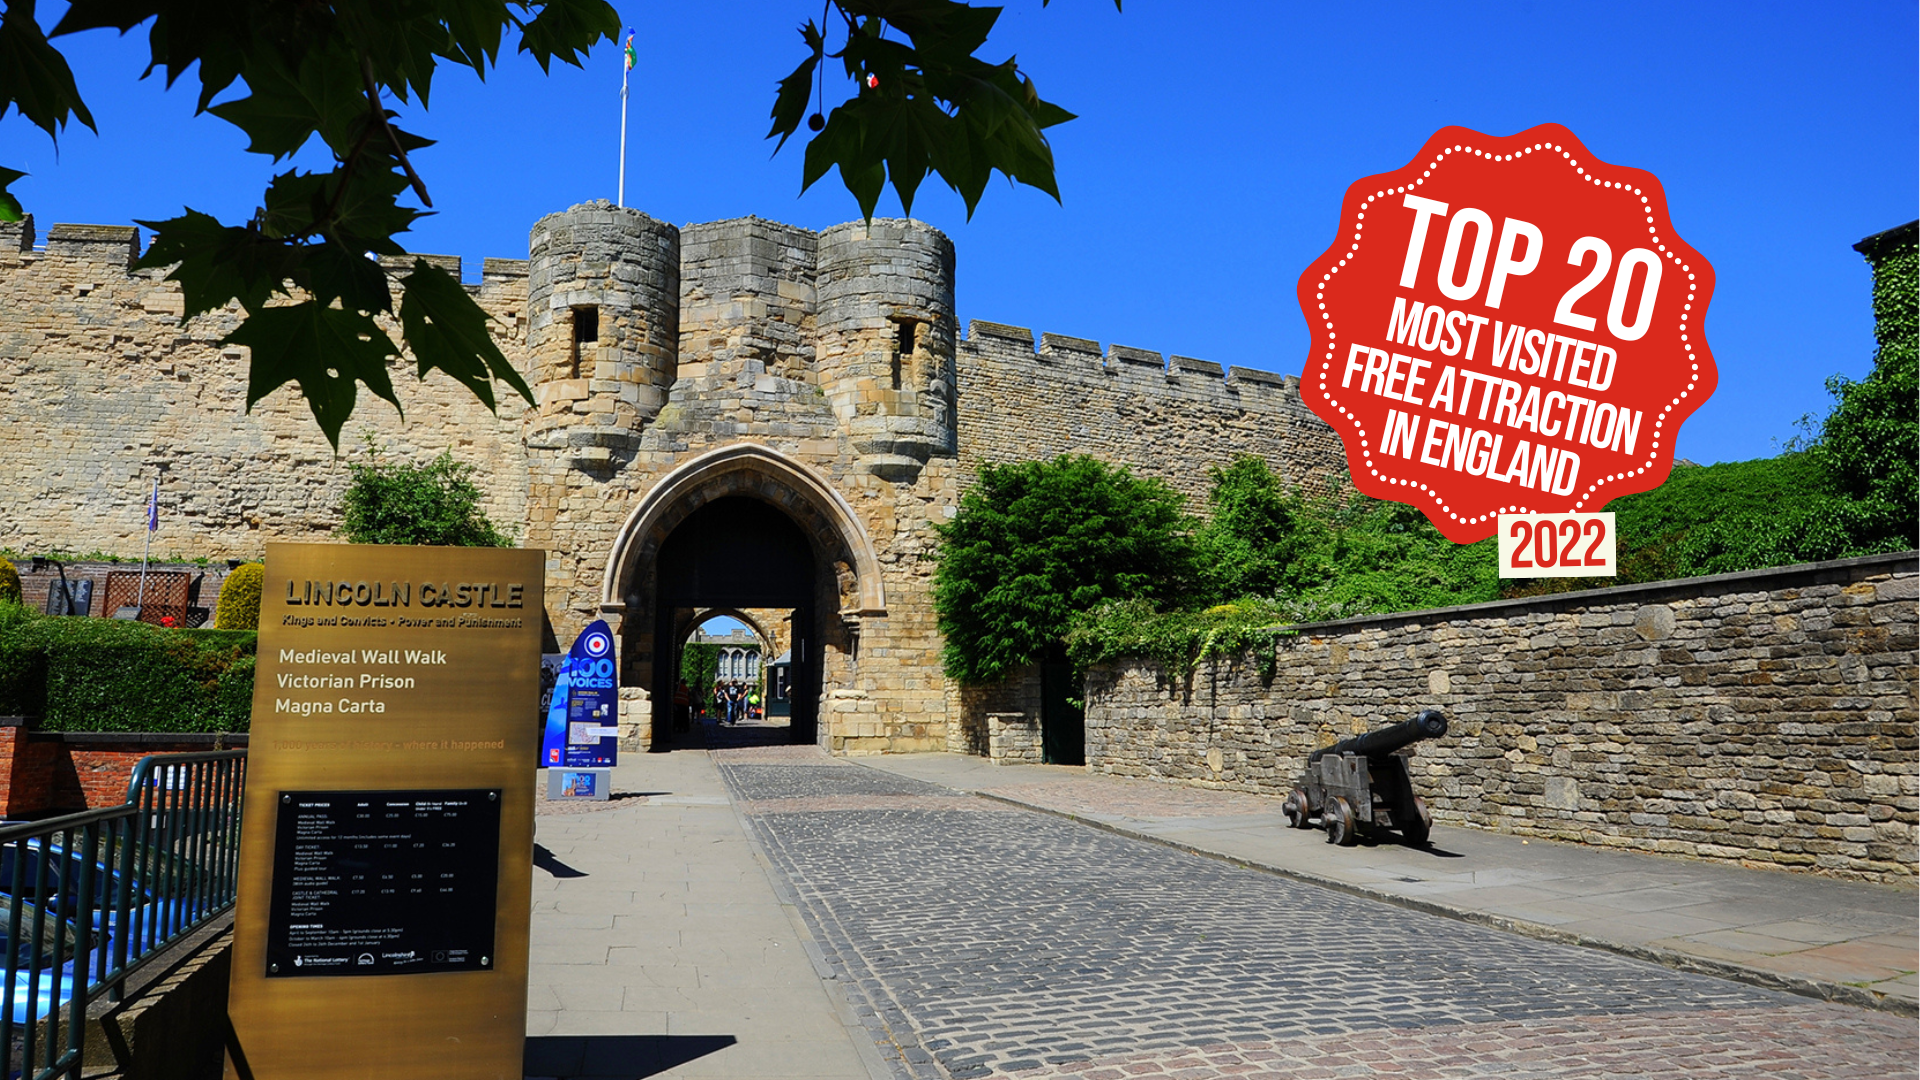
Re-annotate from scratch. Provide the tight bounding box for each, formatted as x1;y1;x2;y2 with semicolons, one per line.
524;748;887;1080
531;742;1916;1079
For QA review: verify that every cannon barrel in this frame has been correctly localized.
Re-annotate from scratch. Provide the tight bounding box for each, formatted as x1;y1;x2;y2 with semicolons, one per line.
1308;709;1447;763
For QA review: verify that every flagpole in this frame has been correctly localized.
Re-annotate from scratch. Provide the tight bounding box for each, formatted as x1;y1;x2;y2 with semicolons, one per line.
136;473;154;612
618;59;629;208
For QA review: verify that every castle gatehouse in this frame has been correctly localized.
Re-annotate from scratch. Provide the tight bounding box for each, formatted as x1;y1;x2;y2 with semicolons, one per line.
0;202;1344;753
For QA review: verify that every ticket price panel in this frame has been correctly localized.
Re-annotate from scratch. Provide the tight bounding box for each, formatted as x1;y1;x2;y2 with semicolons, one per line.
266;788;502;977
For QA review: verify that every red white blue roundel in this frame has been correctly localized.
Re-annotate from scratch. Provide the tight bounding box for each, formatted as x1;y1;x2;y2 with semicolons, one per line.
583;630;612;658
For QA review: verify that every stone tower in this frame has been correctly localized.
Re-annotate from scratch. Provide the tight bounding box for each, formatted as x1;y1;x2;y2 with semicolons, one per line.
524;202;680;468
815;219;958;481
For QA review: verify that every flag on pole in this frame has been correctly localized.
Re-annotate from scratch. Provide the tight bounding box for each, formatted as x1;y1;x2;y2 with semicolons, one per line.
623;29;635;72
146;478;159;533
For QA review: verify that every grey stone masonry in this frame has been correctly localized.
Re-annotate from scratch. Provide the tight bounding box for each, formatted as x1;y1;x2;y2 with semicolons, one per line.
956;319;1344;508
1084;552;1919;883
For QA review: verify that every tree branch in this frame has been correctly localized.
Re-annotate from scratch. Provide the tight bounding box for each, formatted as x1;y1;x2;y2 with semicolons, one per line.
359;54;432;209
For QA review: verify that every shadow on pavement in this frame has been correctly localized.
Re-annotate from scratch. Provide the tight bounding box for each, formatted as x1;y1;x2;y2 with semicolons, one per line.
524;1034;737;1078
533;843;588;878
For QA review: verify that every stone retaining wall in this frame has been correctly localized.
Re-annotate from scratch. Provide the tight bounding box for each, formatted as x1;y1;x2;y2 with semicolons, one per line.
1083;553;1919;882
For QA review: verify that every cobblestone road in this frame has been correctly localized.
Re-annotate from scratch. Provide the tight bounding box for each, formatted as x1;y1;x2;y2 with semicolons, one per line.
714;748;1916;1080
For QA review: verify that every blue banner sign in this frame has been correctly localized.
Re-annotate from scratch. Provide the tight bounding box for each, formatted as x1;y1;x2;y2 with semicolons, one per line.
540;620;619;768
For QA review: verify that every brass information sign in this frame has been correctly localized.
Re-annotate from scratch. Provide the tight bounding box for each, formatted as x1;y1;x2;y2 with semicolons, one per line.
230;542;543;1079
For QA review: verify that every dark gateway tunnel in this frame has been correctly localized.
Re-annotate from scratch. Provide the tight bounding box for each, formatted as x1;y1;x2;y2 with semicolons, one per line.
652;497;818;744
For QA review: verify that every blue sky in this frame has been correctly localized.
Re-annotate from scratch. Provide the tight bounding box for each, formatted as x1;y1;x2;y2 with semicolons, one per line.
8;1;1914;465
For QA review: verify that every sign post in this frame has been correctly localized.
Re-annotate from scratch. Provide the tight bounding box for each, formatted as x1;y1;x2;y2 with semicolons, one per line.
229;542;543;1079
1296;123;1715;548
540;619;619;800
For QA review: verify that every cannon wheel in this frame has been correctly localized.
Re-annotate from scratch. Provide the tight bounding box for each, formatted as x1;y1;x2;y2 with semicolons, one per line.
1283;789;1313;830
1325;797;1357;847
1400;796;1433;846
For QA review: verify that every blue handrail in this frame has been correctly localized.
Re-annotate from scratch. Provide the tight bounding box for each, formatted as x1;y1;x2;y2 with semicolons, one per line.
0;749;245;1080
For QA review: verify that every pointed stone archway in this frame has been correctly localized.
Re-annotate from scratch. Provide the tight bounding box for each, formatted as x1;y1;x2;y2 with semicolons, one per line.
599;444;887;746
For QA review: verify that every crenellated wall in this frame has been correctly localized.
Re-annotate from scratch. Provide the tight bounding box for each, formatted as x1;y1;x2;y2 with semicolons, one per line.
0;214;532;564
0;202;1348;755
956;321;1345;506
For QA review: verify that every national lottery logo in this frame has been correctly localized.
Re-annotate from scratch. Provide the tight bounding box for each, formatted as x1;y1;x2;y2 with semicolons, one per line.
583;631;611;658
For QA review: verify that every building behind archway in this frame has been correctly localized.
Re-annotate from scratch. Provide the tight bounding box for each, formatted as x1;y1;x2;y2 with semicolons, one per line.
0;205;1345;754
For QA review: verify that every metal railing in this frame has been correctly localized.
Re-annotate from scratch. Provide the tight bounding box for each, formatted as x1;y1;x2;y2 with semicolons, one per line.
0;750;245;1080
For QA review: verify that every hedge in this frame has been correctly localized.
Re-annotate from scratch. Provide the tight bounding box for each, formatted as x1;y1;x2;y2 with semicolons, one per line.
0;603;255;732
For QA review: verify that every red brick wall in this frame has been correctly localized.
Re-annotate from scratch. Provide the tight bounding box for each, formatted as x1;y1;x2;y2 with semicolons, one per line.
0;722;57;817
60;747;156;810
0;720;242;816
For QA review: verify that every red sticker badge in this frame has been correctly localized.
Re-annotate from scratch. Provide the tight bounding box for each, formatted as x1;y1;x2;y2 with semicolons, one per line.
1297;123;1715;543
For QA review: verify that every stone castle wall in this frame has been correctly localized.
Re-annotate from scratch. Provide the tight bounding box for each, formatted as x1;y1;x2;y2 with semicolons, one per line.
1081;553;1919;882
957;323;1344;504
0;204;1346;755
0;216;533;563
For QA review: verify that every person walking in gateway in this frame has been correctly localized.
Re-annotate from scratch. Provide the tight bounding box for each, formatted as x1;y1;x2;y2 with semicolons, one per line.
713;682;727;724
727;680;745;724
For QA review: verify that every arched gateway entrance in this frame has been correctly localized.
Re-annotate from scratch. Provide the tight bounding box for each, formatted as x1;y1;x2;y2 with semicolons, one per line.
601;445;887;747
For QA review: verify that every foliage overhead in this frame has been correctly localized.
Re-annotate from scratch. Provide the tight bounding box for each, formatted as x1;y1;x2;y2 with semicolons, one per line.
0;1;1109;443
0;0;609;445
769;0;1119;221
336;443;512;547
934;455;1196;684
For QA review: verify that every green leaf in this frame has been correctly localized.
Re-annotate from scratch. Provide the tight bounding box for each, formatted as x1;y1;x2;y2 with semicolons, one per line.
135;209;293;318
398;258;534;411
0;0;98;141
0;165;24;223
255;168;332;239
257;164;420;255
514;0;618;74
346;4;450;106
302;241;392;316
435;0;510;77
208;43;367;159
57;0;255;112
225;301;403;449
766;21;823;154
782;3;1088;221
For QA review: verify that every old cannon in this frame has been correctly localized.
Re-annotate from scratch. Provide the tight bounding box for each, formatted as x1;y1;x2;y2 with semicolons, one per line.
1282;709;1447;847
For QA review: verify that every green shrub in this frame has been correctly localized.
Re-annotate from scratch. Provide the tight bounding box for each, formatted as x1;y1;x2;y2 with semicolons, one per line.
0;560;18;605
338;444;513;547
215;562;265;630
1067;598;1302;681
935;455;1200;685
0;608;255;732
1190;458;1500;614
0;600;44;716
